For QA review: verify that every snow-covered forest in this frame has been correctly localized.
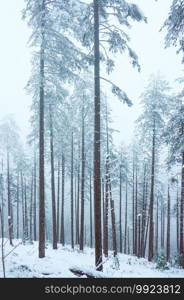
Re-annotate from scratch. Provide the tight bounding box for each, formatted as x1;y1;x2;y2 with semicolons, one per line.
0;0;184;278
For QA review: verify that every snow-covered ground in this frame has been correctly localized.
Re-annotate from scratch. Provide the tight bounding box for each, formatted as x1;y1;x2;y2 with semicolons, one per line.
0;240;184;278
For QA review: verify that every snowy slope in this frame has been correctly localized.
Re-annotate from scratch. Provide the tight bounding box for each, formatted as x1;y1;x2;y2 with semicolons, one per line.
0;240;184;278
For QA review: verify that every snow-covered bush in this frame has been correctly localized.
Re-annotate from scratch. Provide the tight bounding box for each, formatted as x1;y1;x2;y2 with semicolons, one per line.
155;253;169;270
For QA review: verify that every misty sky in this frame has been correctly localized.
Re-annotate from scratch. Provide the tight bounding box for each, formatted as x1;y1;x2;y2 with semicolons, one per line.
0;0;183;146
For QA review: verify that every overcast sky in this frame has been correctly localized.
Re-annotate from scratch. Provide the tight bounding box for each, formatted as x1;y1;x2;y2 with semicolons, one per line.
0;0;183;146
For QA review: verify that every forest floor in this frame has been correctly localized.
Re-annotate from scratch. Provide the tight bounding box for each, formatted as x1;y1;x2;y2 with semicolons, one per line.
0;240;184;278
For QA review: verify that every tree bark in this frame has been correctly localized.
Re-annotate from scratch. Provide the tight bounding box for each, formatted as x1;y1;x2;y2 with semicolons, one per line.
109;175;117;257
49;105;57;250
134;166;138;256
176;181;179;252
119;164;122;253
124;172;128;254
39;0;46;258
180;152;184;267
7;151;13;245
103;154;109;257
30;171;34;244
93;0;102;271
80;107;85;251
148;120;156;261
141;165;147;257
75;149;80;245
90;172;93;248
21;171;25;244
166;185;170;261
57;158;60;242
33;150;37;241
71;131;74;249
17;172;19;239
60;153;65;246
132;159;135;255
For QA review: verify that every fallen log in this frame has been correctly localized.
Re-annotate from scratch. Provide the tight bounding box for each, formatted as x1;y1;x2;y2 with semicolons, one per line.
69;267;104;278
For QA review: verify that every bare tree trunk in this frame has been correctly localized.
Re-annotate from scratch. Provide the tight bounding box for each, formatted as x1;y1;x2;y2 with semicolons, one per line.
176;180;179;252
132;159;135;255
124;173;128;254
33;150;37;241
166;185;170;261
21;171;25;244
0;207;5;277
138;215;141;258
141;166;147;257
49;105;57;250
103;155;109;257
127;226;130;255
71;131;74;249
76;142;80;245
60;153;65;246
17;172;19;239
80;108;85;251
161;197;165;249
57;158;60;242
180;152;184;267
90;172;93;248
143;215;150;257
39;0;46;258
109;176;117;257
148;120;156;261
134;166;138;256
94;0;102;271
75;150;80;245
155;196;159;254
30;171;33;244
7;151;13;246
119;164;122;253
24;179;28;241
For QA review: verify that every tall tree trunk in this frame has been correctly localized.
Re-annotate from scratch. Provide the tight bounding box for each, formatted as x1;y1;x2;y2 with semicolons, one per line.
176;180;179;252
33;150;37;241
156;196;159;254
134;166;138;256
80;108;85;251
161;197;165;249
49;105;57;250
39;0;46;258
7;151;13;245
180;152;184;267
148;120;156;261
127;226;130;255
143;215;150;257
0;160;4;241
71;131;74;249
103;154;109;257
21;171;25;244
60;153;65;246
0;206;5;277
132;159;135;255
30;171;33;244
166;185;170;261
138;215;141;258
124;173;128;254
90;172;93;248
93;0;102;271
57;158;60;242
75;149;80;245
109;175;117;257
24;179;28;241
24;178;29;241
119;164;122;253
17;172;19;239
141;166;147;257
